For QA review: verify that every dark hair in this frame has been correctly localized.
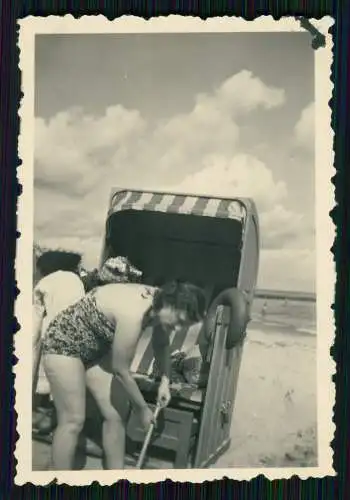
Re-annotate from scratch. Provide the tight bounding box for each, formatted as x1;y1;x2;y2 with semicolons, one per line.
36;250;82;278
152;281;206;323
81;269;99;293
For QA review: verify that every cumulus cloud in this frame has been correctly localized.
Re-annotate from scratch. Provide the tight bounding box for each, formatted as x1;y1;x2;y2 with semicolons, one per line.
168;153;314;250
215;70;286;113
34;70;314;289
149;71;285;174
172;153;287;208
294;102;314;151
35;105;147;196
35;70;286;194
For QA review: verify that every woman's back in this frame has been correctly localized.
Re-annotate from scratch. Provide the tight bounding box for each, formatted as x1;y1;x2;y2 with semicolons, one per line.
93;282;155;325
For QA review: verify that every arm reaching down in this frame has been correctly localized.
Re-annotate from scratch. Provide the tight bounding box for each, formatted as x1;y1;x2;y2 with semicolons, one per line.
111;315;154;429
152;323;171;379
152;324;171;407
111;315;147;410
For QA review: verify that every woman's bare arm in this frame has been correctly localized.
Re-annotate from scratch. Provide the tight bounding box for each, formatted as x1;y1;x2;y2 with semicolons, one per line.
151;323;171;380
111;315;148;412
151;323;172;407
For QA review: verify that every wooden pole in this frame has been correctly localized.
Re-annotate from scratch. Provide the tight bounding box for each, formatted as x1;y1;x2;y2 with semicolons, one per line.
136;403;162;469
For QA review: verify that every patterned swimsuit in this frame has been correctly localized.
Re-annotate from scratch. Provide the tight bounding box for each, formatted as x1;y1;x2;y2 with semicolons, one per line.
41;291;116;366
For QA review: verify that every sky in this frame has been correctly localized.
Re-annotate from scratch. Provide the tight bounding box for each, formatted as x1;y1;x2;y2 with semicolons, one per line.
34;32;315;292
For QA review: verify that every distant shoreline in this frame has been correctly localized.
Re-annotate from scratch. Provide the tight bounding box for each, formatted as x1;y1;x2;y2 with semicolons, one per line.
255;289;316;302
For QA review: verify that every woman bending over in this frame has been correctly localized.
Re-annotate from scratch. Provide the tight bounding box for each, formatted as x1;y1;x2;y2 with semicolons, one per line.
42;280;205;470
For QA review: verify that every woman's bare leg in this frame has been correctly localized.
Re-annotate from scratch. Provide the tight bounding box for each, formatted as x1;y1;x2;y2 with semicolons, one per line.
86;362;130;469
43;354;86;470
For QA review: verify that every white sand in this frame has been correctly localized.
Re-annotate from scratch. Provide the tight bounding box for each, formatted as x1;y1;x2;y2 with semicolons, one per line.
213;326;317;468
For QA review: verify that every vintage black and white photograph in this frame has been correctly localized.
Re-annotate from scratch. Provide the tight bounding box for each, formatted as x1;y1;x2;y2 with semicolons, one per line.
16;16;334;484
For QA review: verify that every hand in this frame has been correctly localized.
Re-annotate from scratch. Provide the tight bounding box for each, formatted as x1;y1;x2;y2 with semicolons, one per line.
138;405;154;432
157;378;171;408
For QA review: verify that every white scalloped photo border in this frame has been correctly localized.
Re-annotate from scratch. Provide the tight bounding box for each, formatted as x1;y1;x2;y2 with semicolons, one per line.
15;14;335;485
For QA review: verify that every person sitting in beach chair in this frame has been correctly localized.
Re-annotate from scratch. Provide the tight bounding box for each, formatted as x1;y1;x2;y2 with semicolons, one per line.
40;279;206;471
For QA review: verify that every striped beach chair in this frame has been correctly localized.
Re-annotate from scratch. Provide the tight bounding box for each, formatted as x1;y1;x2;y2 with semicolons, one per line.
130;322;210;405
33;188;260;469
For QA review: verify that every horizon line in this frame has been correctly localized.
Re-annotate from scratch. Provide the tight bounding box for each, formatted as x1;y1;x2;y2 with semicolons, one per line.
255;288;316;301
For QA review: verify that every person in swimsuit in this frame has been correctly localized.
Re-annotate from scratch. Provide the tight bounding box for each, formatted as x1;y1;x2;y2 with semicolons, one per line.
42;280;205;470
33;250;85;395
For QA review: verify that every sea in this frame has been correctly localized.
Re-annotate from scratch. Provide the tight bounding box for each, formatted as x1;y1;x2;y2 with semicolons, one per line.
251;297;317;336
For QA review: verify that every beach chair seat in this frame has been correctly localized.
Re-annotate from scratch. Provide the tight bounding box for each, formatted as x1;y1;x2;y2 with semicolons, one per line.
130;314;215;398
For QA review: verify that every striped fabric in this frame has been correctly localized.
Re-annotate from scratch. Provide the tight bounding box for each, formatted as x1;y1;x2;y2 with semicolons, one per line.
109;190;246;222
130;322;206;403
130;322;203;376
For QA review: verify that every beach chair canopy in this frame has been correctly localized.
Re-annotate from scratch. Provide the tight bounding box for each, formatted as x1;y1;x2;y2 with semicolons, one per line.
102;189;259;292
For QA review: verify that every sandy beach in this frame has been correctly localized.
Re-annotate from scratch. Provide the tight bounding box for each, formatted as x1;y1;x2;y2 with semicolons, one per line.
32;298;317;470
214;323;317;468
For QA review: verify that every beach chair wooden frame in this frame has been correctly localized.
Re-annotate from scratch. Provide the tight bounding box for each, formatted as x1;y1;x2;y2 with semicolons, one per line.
32;188;260;470
100;188;260;469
